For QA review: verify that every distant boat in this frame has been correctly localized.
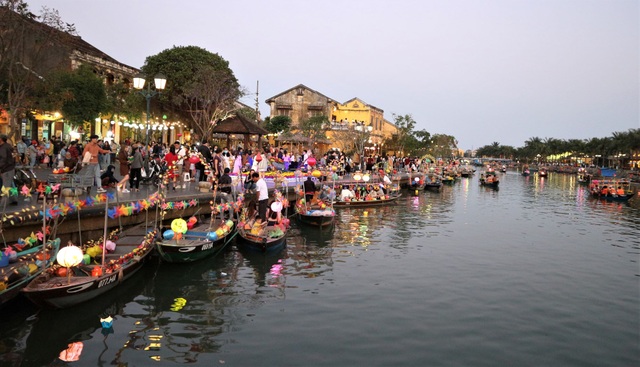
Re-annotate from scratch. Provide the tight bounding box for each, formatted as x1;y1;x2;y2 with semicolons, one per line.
157;219;235;263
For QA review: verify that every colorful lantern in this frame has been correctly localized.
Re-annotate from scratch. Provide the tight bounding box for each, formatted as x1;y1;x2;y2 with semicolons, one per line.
353;173;362;181
307;157;316;167
59;342;83;362
163;230;175;240
312;170;322;178
171;219;188;234
363;174;371;182
207;232;218;241
188;155;200;164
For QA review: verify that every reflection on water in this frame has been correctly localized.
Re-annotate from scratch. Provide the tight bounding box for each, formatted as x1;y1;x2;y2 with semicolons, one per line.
1;172;639;366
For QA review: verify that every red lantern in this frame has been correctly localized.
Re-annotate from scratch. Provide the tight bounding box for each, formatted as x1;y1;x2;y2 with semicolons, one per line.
189;155;200;164
307;157;316;167
256;154;263;162
91;266;102;277
57;267;68;277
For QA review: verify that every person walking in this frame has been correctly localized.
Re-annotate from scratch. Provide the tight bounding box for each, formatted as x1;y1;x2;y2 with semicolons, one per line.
27;140;38;168
82;135;110;193
129;145;143;192
16;138;27;165
0;134;18;205
117;142;131;193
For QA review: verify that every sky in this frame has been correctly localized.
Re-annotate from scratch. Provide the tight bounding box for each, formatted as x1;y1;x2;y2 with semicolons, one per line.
26;0;639;150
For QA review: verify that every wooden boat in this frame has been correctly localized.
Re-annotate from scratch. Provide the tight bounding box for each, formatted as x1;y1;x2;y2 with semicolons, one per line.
0;239;60;307
157;219;236;263
589;179;634;202
522;170;530;176
479;171;500;189
538;168;548;177
297;209;335;227
333;191;401;207
22;225;157;309
237;225;287;253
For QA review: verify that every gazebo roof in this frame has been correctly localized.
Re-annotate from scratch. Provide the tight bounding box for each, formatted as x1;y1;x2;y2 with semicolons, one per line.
211;114;268;135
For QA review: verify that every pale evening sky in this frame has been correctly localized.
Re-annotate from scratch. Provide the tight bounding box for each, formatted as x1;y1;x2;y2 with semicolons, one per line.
27;0;639;150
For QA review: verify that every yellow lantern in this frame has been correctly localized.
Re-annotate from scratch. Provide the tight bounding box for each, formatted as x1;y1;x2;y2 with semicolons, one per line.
353;173;362;181
171;219;188;234
312;170;322;178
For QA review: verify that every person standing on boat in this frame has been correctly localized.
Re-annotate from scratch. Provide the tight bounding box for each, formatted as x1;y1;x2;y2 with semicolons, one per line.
252;172;268;222
83;135;110;193
303;175;317;208
0;134;18;206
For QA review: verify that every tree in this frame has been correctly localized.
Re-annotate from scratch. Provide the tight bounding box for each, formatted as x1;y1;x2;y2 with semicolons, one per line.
299;115;329;154
47;64;107;130
390;113;416;156
141;46;245;141
0;1;73;141
265;115;291;135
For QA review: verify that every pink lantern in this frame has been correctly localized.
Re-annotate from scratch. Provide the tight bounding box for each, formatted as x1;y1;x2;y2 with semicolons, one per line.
307;157;316;167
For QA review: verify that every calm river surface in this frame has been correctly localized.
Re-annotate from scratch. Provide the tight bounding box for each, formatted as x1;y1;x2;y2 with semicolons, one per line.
1;171;639;366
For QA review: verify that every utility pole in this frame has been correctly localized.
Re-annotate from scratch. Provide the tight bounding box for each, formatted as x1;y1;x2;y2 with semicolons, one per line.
254;80;260;122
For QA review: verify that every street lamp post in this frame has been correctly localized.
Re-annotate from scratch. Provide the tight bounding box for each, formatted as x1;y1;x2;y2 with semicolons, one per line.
133;73;166;170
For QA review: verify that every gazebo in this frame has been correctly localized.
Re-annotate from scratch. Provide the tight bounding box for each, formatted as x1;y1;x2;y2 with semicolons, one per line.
210;113;268;151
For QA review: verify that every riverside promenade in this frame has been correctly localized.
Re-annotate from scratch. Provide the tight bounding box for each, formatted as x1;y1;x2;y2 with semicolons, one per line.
1;166;413;243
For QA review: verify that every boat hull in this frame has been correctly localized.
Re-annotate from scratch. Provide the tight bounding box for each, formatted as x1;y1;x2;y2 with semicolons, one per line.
0;239;60;307
237;229;286;253
333;194;401;207
22;229;156;309
297;213;335;227
157;230;233;263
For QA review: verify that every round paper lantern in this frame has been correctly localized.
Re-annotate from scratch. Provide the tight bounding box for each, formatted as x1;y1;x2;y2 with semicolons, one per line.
331;166;338;172
207;231;218;241
255;154;263;162
312;170;322;178
189;155;200;164
363;174;371;182
56;245;84;268
162;230;174;240
226;220;234;228
171;219;188;234
215;229;224;237
271;201;283;213
307;157;316;167
353;173;362;181
105;240;116;252
414;177;420;182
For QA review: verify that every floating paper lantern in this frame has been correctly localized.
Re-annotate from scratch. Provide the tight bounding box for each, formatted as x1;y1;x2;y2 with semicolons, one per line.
100;316;113;328
59;342;83;362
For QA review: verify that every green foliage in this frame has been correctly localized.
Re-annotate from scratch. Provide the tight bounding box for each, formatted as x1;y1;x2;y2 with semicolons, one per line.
299;115;329;149
55;64;106;126
266;115;291;134
141;45;239;107
141;45;243;139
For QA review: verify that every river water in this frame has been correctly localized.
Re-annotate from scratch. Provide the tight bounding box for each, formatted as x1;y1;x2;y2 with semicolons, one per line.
1;171;638;366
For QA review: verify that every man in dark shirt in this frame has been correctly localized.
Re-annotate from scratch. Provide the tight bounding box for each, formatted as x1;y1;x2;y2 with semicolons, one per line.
196;140;212;182
218;167;232;194
0;134;18;205
303;176;316;209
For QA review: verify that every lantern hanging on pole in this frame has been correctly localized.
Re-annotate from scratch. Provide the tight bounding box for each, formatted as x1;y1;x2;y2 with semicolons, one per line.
56;244;83;284
307;157;316;167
